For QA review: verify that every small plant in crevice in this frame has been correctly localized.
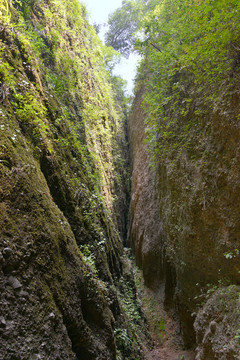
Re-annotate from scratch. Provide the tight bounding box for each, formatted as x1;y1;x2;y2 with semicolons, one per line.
223;249;240;277
234;328;240;341
224;249;239;260
114;325;141;360
193;282;221;308
114;328;132;350
80;245;98;277
192;249;240;310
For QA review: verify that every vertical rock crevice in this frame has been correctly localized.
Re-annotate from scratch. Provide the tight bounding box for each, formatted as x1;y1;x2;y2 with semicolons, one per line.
128;84;186;343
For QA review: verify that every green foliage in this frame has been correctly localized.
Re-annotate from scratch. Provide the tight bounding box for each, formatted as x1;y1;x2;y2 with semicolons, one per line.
0;60;15;89
105;0;149;57
224;249;239;259
117;277;142;341
110;75;130;117
133;0;240;161
234;328;240;340
193;280;229;307
129;257;167;345
14;92;46;123
119;279;141;322
0;0;11;23
114;328;133;350
81;245;98;276
113;255;150;359
102;44;121;73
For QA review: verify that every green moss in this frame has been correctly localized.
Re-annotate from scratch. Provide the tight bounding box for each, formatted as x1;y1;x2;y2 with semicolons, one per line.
0;1;144;359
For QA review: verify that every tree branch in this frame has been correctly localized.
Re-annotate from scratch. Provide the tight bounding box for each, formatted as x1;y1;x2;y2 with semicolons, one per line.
150;42;162;52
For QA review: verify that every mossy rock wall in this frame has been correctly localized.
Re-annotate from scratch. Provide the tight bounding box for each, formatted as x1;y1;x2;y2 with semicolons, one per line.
0;1;144;359
194;285;240;359
128;65;240;349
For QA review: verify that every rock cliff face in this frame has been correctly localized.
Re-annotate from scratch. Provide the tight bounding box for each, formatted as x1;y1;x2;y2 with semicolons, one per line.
194;285;240;360
128;85;163;290
0;1;146;359
128;76;240;355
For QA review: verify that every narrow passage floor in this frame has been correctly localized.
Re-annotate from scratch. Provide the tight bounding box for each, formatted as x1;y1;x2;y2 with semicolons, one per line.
131;259;195;360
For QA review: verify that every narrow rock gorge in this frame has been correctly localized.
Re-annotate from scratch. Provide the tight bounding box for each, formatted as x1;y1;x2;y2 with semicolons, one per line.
1;0;240;360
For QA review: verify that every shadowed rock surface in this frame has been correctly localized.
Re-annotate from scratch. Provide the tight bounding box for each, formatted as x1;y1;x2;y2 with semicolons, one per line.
128;76;240;356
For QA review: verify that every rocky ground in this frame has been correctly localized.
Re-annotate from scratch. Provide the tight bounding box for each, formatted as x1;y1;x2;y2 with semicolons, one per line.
131;260;195;360
146;348;194;360
144;310;195;360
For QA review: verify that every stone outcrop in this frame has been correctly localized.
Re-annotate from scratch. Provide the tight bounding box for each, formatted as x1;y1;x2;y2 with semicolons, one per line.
194;285;240;359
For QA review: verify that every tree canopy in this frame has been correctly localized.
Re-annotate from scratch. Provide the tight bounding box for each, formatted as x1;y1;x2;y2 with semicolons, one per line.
105;0;152;57
106;0;240;159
